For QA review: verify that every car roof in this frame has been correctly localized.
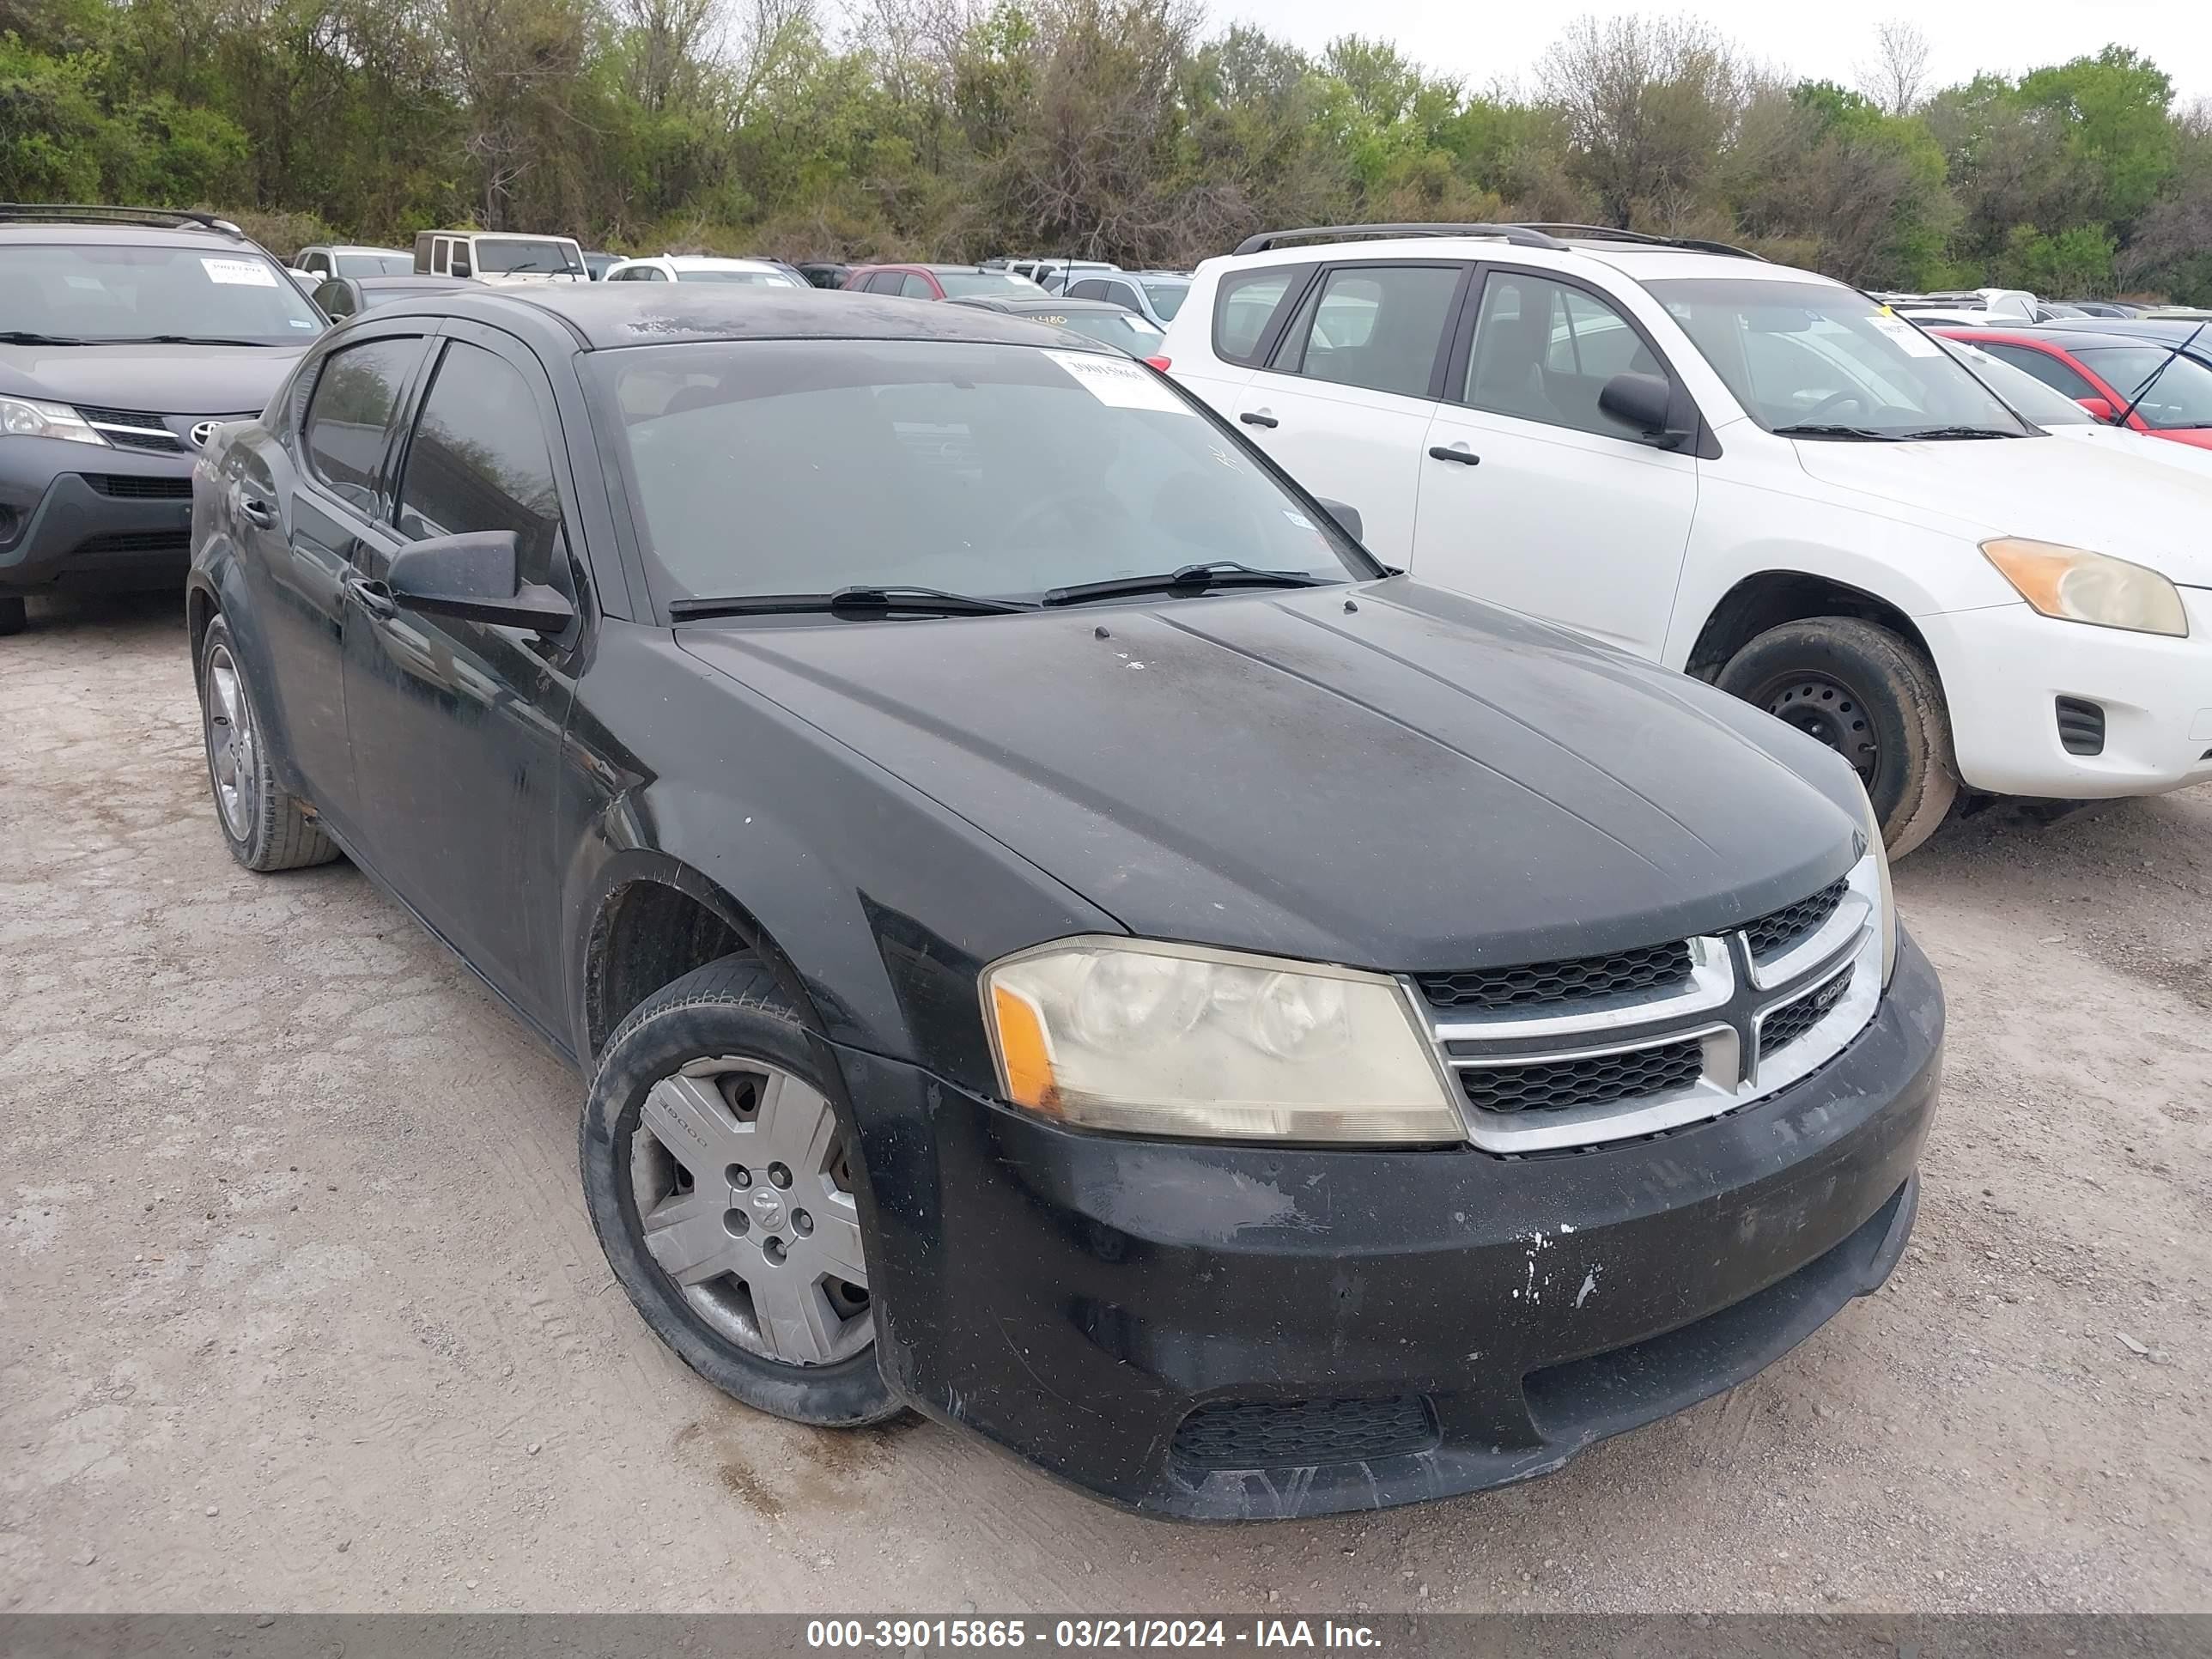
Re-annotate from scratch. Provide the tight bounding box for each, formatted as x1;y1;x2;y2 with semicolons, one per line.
2038;317;2212;345
366;283;1109;351
0;220;263;251
1202;234;1837;289
351;275;476;290
1966;326;2177;353
630;254;786;270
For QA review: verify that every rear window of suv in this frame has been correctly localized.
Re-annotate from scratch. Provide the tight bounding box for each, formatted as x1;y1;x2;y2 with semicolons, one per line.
1212;265;1307;367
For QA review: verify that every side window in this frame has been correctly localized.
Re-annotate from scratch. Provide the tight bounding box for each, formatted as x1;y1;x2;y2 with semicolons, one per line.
1067;278;1110;301
301;337;423;515
450;241;473;279
1983;343;2100;402
1464;272;1662;437
395;341;565;588
430;240;449;276
1212;265;1303;368
1280;264;1460;399
645;266;671;282
1107;281;1142;311
862;272;898;295
899;273;937;299
315;282;353;319
304;252;330;276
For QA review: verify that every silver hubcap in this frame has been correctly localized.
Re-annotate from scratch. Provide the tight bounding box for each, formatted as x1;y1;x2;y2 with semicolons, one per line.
629;1058;872;1367
204;644;257;842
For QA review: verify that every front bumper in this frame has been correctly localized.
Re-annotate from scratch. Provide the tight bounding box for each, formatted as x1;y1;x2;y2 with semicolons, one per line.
0;451;198;596
1924;592;2212;798
843;934;1942;1520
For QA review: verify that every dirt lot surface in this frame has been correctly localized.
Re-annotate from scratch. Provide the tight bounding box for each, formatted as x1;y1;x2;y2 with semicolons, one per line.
3;592;2207;1613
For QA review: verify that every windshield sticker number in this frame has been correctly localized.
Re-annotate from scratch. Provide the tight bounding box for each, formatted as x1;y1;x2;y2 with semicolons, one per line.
1869;313;1941;358
201;258;280;288
1044;349;1193;415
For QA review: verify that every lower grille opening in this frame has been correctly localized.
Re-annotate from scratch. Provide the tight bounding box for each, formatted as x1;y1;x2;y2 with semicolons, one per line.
1461;1039;1704;1116
1759;967;1853;1058
86;473;193;500
2056;696;2105;757
1170;1396;1438;1472
76;530;191;556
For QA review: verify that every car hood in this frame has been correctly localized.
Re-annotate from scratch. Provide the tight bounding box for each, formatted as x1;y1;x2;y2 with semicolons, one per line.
1793;434;2212;586
677;581;1863;972
0;342;306;414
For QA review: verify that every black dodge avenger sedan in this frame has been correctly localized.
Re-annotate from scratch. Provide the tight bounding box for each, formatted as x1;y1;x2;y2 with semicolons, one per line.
187;285;1942;1520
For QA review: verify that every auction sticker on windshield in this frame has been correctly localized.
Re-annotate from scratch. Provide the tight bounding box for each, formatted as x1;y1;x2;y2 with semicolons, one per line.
1870;313;1941;356
201;258;279;288
1045;349;1192;414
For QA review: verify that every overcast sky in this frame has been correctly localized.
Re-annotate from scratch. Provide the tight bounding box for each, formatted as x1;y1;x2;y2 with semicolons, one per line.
1204;0;2212;103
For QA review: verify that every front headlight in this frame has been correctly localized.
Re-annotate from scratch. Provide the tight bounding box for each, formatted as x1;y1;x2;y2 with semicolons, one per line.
0;397;107;447
980;938;1462;1143
1853;787;1899;987
1981;538;2187;637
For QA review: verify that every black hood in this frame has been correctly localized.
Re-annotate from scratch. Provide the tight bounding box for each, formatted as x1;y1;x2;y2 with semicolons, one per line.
678;580;1864;972
0;342;307;414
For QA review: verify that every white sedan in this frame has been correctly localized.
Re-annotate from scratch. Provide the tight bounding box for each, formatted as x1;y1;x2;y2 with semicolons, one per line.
601;255;802;288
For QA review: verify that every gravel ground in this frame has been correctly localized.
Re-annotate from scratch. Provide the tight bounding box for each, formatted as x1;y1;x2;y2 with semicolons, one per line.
2;592;2206;1613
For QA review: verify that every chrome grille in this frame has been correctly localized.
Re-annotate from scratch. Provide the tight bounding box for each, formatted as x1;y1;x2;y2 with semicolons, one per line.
75;405;184;452
1417;858;1885;1154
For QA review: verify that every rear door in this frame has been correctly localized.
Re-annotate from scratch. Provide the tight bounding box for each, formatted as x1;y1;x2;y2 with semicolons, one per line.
230;328;430;827
1411;264;1698;659
338;324;584;1025
1228;260;1470;563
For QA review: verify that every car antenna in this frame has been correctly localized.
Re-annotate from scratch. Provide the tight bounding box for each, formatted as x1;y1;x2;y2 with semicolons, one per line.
2109;319;2209;429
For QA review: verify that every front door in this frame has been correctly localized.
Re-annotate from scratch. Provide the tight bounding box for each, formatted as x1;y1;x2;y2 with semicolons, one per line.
1229;261;1469;564
229;331;429;826
338;325;583;1028
1411;266;1698;659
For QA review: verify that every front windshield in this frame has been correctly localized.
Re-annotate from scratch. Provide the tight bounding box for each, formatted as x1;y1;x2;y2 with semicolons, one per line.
935;270;1042;297
1935;337;2089;426
475;238;583;276
2068;345;2212;431
596;340;1370;606
3;242;325;343
676;269;800;287
1044;311;1165;355
1142;279;1189;319
1651;278;2032;438
337;252;410;278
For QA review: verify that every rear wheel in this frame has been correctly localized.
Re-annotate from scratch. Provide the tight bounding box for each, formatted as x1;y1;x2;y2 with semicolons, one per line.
1717;617;1958;856
580;954;900;1427
197;615;341;871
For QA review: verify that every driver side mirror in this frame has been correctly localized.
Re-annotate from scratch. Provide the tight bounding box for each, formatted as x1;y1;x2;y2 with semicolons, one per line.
1314;497;1364;543
386;530;574;634
1599;372;1691;448
2077;396;2120;424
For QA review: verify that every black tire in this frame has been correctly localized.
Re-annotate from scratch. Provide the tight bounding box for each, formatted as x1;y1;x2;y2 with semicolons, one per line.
580;953;902;1428
196;614;343;872
0;595;25;636
1717;617;1958;857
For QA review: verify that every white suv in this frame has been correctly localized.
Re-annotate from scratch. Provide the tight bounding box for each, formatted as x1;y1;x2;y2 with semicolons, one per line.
1161;222;2212;852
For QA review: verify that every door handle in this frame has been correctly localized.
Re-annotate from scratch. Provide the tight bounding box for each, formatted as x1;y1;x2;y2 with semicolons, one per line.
1239;410;1279;428
238;494;276;525
344;574;398;619
1427;444;1480;465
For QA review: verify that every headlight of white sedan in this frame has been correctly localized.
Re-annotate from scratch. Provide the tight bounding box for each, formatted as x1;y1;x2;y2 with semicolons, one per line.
1981;538;2187;637
0;397;108;447
980;938;1462;1143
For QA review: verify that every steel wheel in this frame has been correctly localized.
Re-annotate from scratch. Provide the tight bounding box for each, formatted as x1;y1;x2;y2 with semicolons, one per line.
1759;672;1878;781
204;641;259;842
628;1056;872;1368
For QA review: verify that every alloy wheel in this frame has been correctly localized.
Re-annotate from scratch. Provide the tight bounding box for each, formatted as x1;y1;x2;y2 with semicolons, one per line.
204;642;259;842
628;1057;872;1367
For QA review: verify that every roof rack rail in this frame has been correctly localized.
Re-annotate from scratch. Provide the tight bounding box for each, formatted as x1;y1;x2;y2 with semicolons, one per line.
0;203;250;239
1514;223;1768;262
1232;223;1569;256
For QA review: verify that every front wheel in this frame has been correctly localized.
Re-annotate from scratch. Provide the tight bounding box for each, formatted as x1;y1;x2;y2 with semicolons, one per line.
1717;617;1958;856
580;954;900;1427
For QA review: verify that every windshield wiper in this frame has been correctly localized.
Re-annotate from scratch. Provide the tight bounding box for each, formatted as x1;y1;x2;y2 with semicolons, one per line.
0;330;92;345
1895;425;2022;440
100;334;283;347
1771;422;1897;441
670;585;1036;620
1041;562;1332;607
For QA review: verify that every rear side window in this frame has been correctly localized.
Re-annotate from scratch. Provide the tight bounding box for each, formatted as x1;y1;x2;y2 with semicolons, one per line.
899;273;938;299
1212;265;1304;368
1067;278;1111;301
1280;264;1462;399
396;341;565;586
301;337;422;514
1981;343;2100;402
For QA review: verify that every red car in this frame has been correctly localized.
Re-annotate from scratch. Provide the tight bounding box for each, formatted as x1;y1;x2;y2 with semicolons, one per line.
1936;326;2212;450
839;263;1042;301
